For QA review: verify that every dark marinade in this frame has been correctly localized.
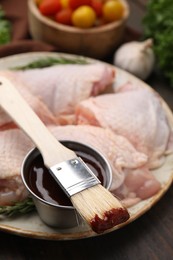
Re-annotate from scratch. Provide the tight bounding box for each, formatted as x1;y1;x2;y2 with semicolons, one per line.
28;150;105;206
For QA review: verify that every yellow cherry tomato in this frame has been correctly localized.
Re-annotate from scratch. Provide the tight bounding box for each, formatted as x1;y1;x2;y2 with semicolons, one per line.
60;0;69;8
103;0;124;22
72;6;96;29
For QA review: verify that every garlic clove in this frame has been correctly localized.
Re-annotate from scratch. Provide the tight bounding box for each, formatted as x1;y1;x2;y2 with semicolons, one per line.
113;39;155;80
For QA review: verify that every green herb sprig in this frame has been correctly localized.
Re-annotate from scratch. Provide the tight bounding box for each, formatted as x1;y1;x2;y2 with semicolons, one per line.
13;57;88;70
143;0;173;86
0;198;35;217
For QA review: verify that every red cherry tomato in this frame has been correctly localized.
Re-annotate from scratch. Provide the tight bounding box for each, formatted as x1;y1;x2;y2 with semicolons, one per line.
39;0;62;16
91;0;103;17
69;0;92;10
55;8;73;25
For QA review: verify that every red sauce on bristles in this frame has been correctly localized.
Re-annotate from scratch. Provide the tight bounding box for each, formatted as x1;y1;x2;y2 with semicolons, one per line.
71;184;130;234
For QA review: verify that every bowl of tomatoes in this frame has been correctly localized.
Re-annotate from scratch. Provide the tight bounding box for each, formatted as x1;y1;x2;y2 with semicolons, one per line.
28;0;129;59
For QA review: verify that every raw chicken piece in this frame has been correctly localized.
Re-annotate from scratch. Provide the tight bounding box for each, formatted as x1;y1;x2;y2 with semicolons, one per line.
115;167;161;208
0;72;57;130
5;63;115;118
49;125;161;207
49;125;148;190
0;129;33;205
76;84;172;169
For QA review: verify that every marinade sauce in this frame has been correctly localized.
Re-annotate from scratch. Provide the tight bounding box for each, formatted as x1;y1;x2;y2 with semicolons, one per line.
27;150;105;207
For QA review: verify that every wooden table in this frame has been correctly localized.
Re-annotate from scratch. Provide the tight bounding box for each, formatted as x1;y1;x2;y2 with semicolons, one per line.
0;1;173;259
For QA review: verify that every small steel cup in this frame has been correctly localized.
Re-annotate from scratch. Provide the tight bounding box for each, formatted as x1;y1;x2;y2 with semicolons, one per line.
21;141;112;229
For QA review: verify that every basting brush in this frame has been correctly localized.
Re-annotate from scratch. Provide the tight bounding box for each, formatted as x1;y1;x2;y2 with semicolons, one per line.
0;76;129;233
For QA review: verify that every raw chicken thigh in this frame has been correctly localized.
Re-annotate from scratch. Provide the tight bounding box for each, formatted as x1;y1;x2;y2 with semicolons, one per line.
7;63;115;118
49;125;161;207
0;129;33;205
0;72;57;130
76;84;172;169
49;124;147;185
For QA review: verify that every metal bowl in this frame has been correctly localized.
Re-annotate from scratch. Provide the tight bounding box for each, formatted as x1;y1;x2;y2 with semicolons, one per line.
21;141;112;229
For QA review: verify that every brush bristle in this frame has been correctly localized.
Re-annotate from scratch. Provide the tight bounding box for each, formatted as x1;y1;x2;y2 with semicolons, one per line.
71;184;130;234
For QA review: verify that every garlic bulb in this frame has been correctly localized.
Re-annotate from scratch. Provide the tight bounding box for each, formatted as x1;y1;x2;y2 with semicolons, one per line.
113;39;155;80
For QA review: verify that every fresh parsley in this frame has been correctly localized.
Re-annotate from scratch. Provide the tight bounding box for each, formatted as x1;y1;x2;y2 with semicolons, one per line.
143;0;173;86
0;5;11;45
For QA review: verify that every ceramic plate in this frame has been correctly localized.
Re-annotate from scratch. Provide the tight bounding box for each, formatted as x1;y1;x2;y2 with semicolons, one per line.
0;52;172;241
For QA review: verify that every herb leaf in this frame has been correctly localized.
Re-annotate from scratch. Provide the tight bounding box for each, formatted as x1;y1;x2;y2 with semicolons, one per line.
13;57;88;70
0;198;35;217
0;5;11;45
143;0;173;86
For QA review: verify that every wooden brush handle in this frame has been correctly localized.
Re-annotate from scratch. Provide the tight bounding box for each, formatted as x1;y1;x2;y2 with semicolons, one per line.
0;76;76;167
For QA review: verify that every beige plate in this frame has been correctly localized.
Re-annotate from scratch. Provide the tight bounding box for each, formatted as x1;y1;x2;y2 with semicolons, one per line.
0;52;173;241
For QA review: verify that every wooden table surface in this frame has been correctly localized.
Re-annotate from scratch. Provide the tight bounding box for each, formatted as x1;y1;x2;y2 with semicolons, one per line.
0;1;173;259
